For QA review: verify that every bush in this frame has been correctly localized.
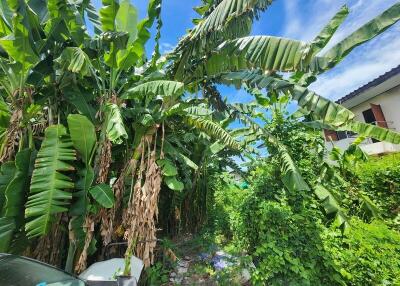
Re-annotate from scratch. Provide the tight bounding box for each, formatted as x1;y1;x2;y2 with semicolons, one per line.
207;173;249;241
324;218;400;286
241;199;343;286
356;153;400;223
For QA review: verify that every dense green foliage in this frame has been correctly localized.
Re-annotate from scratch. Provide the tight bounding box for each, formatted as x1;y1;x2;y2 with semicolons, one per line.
325;218;400;285
355;154;400;225
0;0;399;284
206;113;400;285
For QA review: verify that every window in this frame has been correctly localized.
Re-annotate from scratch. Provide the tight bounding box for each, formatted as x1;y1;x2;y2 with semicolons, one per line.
362;108;379;143
337;131;348;140
362;108;376;124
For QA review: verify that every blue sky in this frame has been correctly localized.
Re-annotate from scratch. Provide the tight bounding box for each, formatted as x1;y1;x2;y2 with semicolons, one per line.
93;0;400;103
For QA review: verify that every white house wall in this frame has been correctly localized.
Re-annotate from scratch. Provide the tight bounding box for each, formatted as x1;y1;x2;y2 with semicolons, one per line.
349;84;400;132
326;84;400;156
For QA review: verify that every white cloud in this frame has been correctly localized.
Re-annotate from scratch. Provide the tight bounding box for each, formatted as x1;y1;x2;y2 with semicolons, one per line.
160;42;175;54
283;0;346;41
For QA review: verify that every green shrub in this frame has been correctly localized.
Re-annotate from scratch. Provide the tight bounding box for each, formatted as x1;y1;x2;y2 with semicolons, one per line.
208;173;249;240
356;153;400;223
242;199;343;286
324;218;400;286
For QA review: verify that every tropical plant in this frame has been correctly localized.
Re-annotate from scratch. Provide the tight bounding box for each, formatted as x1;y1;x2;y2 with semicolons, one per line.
0;0;399;279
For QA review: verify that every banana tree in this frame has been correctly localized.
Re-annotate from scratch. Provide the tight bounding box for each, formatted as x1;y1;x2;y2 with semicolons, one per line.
166;0;400;229
0;0;399;275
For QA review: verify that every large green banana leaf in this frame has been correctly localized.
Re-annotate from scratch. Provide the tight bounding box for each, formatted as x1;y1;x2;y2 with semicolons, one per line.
308;5;349;57
192;3;400;79
0;0;12;28
46;0;87;45
67;114;97;165
311;120;400;145
190;0;272;40
99;0;119;32
222;71;355;126
89;184;115;208
63;87;97;123
0;217;15;252
0;149;32;252
3;149;31;218
25;125;76;238
0;11;39;71
0;161;15;211
346;121;400;145
115;0;138;43
278;144;310;193
173;0;273;80
194;36;310;80
69;166;94;217
224;71;400;144
311;3;400;73
314;185;348;230
134;0;161;60
85;2;102;35
186;117;242;151
123;80;184;100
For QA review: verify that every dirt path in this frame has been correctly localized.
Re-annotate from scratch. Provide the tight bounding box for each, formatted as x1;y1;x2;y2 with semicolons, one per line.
169;255;216;285
166;234;251;285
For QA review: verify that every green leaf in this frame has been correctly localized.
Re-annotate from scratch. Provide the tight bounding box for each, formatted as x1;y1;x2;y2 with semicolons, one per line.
85;2;102;35
123;80;184;100
179;153;198;170
25;125;76;238
307;120;400;145
134;0;161;59
158;159;178;177
0;21;39;70
116;45;139;70
0;95;11;128
200;36;309;78
173;0;273;79
89;184;115;208
223;71;355;127
116;0;138;43
70;166;94;216
311;3;400;73
309;5;349;57
0;149;32;252
67;114;97;165
0;161;15;212
3;149;31;218
346;121;400;145
0;217;15;252
278;145;310;193
63;87;97;123
163;141;198;171
100;0;119;32
164;176;184;192
314;185;349;230
186;117;242;151
190;0;272;40
47;0;87;45
210;141;225;154
104;103;128;145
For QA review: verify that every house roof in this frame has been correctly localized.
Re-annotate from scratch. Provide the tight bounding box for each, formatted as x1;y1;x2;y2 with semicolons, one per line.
336;65;400;105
